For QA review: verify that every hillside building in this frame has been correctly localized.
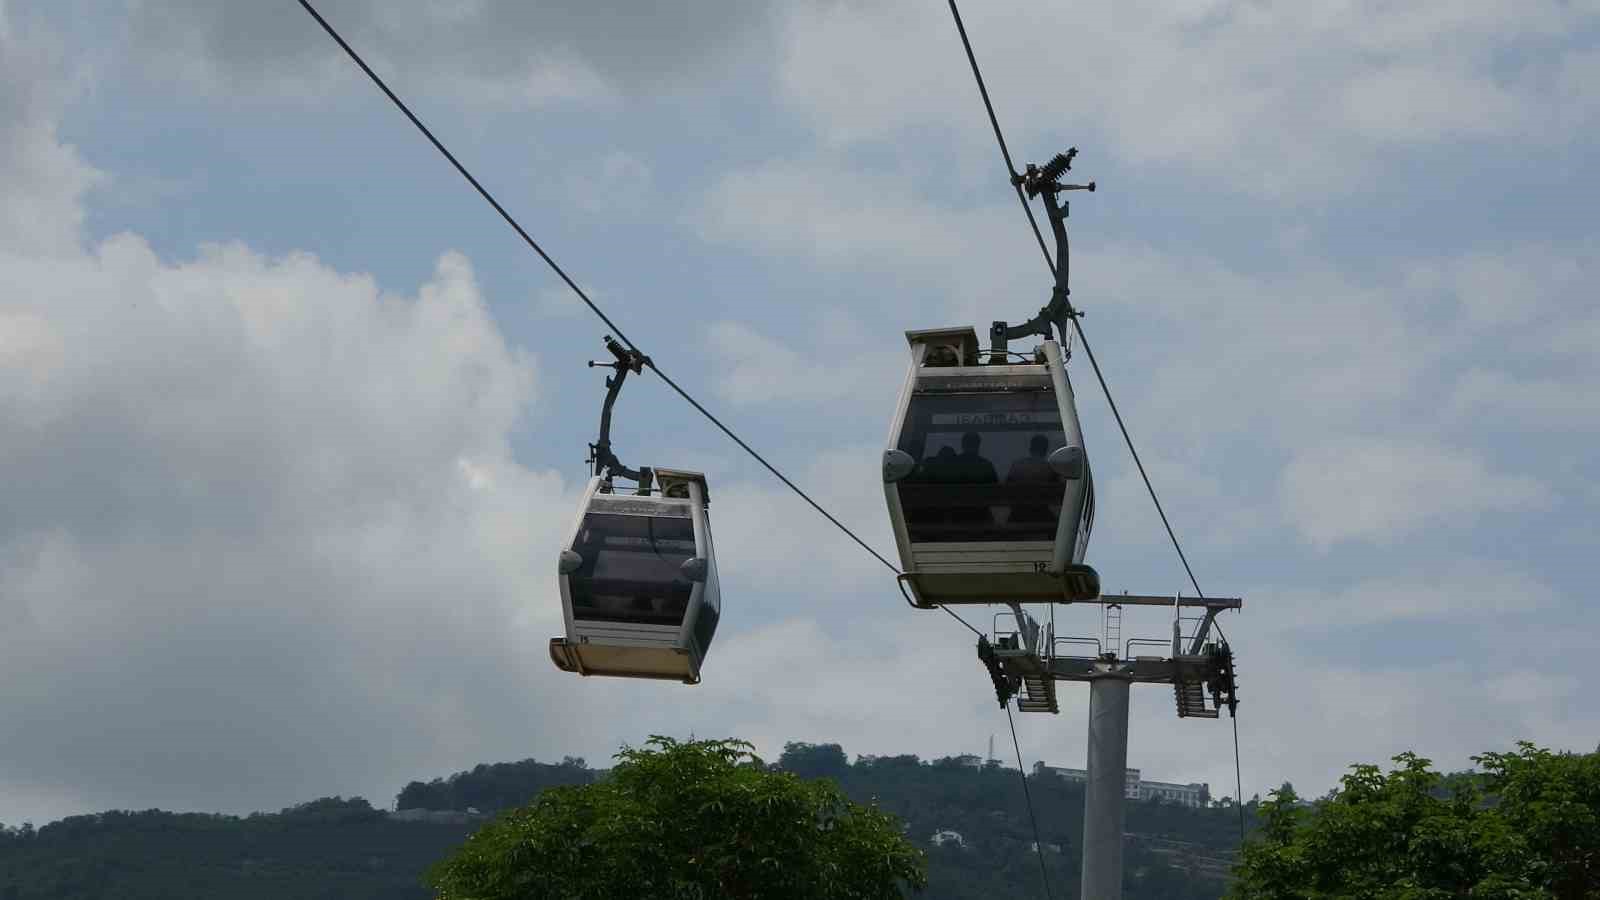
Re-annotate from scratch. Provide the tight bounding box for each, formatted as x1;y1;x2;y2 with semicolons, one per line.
1032;762;1208;809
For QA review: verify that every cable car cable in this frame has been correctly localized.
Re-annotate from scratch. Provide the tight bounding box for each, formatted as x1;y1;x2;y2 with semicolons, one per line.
296;0;903;579
295;0;639;354
1008;705;1055;900
945;0;1248;848
938;604;984;638
945;0;1207;607
945;0;1055;275
299;0;1071;872
299;0;1002;670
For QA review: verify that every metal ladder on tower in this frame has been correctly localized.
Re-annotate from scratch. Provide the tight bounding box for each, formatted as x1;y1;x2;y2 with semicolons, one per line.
1103;603;1123;659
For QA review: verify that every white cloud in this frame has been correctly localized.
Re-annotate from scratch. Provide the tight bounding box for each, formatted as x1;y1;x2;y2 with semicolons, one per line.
0;20;101;256
712;443;899;601
530;283;596;319
696;159;963;262
1279;438;1551;548
1446;369;1600;432
7;0;1600;831
692;157;1039;305
704;320;901;409
1257;565;1556;630
0;38;621;818
122;0;780;106
774;0;1600;193
0;228;599;821
567;150;653;215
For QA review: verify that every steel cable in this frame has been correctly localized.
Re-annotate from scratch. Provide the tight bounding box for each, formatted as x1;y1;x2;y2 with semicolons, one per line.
295;0;903;577
945;0;1247;848
299;2;1093;889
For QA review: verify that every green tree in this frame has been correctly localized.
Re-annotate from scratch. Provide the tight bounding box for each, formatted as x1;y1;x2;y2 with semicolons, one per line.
777;742;851;780
1229;743;1600;899
427;737;927;900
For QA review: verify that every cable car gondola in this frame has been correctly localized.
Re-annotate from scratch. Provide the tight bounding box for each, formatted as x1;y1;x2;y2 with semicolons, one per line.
883;327;1097;606
883;151;1101;607
548;338;722;684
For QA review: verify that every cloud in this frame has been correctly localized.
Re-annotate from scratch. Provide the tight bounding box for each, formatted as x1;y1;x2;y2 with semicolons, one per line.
1446;369;1600;433
566;150;653;216
123;0;780;105
529;283;600;319
0;16;101;256
1258;565;1556;630
0;40;619;819
691;156;1049;312
7;0;1600;831
773;0;1600;193
711;443;899;602
704;320;902;409
0;227;605;820
1278;438;1551;548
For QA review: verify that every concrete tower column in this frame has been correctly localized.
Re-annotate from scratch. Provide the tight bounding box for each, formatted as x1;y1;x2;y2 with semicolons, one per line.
1080;665;1131;899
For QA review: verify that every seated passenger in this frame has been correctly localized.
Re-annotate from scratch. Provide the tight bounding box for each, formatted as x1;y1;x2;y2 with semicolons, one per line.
904;446;959;528
954;431;999;484
1007;435;1060;527
920;444;960;482
1007;435;1057;483
949;432;997;528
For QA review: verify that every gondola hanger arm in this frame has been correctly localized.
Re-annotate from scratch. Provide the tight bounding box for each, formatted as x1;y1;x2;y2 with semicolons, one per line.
990;149;1096;357
587;335;653;492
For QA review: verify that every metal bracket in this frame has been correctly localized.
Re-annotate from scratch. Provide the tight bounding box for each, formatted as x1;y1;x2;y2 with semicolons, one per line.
989;148;1097;358
977;635;1022;708
586;335;654;493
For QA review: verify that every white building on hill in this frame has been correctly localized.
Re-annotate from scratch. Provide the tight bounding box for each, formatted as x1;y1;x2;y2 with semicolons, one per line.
1032;762;1208;808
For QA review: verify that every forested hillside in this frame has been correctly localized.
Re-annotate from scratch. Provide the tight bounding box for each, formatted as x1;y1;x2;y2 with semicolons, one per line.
0;743;1249;899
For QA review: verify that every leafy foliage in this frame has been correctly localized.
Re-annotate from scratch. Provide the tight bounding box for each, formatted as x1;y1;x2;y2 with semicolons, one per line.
0;739;1250;899
1229;743;1600;899
426;737;927;900
0;804;476;900
778;742;852;780
396;758;595;812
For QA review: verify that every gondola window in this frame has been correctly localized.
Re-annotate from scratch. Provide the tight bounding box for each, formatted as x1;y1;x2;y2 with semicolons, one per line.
569;512;696;625
896;391;1069;543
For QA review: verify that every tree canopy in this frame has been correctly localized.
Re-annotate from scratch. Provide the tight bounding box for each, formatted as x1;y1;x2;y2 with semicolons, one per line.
426;737;928;900
1229;743;1600;899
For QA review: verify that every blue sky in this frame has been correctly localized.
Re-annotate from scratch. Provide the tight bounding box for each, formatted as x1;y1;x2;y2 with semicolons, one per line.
1;0;1596;826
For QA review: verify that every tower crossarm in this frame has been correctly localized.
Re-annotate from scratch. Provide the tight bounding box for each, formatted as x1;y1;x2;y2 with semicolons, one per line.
1044;653;1221;685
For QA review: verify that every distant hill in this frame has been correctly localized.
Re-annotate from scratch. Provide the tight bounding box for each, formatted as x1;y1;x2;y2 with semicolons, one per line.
0;744;1252;899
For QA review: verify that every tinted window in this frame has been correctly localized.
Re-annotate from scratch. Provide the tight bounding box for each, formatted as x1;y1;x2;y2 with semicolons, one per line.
896;390;1068;543
569;513;695;625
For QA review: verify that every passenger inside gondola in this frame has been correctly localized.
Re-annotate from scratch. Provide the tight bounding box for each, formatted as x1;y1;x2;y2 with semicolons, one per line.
1006;434;1061;523
569;513;694;625
897;394;1068;542
955;431;998;483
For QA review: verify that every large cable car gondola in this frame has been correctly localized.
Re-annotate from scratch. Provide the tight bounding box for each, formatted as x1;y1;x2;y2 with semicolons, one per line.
883;152;1101;607
549;338;721;684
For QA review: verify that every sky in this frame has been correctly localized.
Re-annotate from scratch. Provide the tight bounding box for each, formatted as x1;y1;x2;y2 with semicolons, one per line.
1;0;1596;826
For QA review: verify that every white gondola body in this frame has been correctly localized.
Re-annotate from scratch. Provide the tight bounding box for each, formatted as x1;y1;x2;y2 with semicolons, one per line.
549;469;721;684
883;328;1098;605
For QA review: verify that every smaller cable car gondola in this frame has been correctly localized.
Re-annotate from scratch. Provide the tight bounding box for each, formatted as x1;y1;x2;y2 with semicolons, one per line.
883;149;1102;608
548;338;721;684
